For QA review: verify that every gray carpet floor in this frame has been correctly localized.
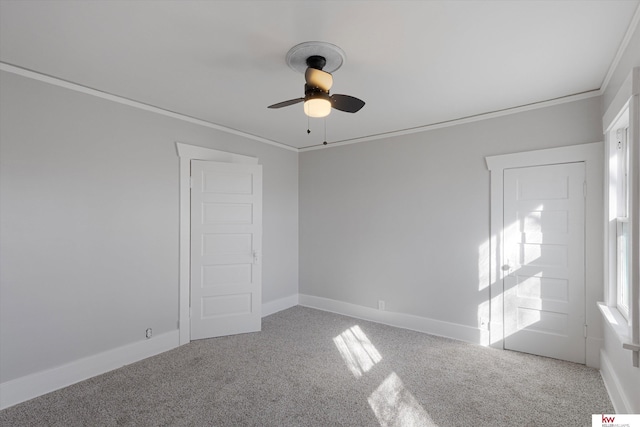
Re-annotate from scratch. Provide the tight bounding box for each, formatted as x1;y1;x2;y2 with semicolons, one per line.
0;306;613;426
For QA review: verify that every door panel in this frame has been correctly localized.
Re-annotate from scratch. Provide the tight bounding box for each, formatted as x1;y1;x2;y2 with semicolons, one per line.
503;162;585;363
190;160;262;340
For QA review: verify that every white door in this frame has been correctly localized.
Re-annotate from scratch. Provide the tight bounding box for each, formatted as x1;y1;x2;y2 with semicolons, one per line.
503;162;585;363
190;160;262;340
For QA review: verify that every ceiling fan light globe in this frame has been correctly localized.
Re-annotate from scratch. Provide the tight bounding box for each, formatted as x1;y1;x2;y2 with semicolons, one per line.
304;98;331;118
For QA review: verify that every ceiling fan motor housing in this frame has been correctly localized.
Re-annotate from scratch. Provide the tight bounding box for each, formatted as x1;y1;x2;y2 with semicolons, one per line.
304;84;329;101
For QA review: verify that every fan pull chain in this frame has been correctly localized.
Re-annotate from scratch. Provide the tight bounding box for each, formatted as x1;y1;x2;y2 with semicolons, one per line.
307;115;311;135
323;118;327;145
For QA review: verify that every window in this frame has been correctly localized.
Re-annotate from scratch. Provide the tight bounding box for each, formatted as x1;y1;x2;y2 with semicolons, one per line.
615;124;630;320
607;107;631;322
602;67;639;367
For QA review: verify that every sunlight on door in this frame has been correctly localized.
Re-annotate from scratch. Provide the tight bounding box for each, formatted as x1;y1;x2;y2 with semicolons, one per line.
479;216;544;346
504;205;547;338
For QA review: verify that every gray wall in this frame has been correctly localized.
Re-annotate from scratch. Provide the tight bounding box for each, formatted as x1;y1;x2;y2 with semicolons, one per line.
0;71;299;383
300;96;603;329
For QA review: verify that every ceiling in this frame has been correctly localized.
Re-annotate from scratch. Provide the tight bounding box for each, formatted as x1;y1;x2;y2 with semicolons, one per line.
1;1;638;150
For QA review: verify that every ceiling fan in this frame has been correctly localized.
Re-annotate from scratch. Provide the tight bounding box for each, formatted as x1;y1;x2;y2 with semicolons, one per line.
268;42;365;118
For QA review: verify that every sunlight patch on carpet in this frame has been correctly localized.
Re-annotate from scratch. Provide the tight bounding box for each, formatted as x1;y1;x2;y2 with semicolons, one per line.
333;325;382;378
368;372;437;427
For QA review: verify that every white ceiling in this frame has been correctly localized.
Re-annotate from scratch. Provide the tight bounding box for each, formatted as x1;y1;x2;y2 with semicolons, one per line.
1;1;638;150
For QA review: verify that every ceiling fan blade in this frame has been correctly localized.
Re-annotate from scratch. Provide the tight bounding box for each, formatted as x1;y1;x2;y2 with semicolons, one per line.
330;94;365;113
267;98;304;109
305;68;333;91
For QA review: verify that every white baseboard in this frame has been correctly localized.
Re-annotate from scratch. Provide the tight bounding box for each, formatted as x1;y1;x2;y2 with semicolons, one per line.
0;330;180;410
599;349;632;413
0;293;299;412
262;294;299;317
299;294;486;345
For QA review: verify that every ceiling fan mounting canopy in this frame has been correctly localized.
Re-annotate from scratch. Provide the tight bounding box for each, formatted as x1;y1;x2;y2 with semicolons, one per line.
285;41;345;73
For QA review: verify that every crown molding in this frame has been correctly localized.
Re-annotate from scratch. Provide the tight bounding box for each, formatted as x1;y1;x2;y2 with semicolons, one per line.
600;2;640;94
0;62;298;153
300;90;601;152
0;61;609;154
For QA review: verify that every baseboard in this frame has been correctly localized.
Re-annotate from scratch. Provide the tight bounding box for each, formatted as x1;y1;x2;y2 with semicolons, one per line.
262;294;299;317
299;294;486;345
586;337;603;368
0;330;180;410
0;294;299;411
599;349;632;413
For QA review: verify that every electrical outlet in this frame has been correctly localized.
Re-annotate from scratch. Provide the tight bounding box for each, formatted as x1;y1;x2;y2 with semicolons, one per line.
145;328;152;339
378;300;385;311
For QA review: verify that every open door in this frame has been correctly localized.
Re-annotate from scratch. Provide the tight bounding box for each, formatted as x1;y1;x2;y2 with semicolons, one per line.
190;160;262;339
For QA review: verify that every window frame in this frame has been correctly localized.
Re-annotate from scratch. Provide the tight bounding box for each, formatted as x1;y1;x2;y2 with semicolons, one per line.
601;67;639;369
607;108;631;323
613;122;631;320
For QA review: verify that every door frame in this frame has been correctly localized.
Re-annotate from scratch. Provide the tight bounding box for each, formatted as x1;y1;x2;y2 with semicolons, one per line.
486;142;603;366
176;142;258;345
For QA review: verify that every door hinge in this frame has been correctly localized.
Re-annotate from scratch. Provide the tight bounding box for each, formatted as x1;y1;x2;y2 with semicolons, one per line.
583;181;587;198
584;324;587;338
